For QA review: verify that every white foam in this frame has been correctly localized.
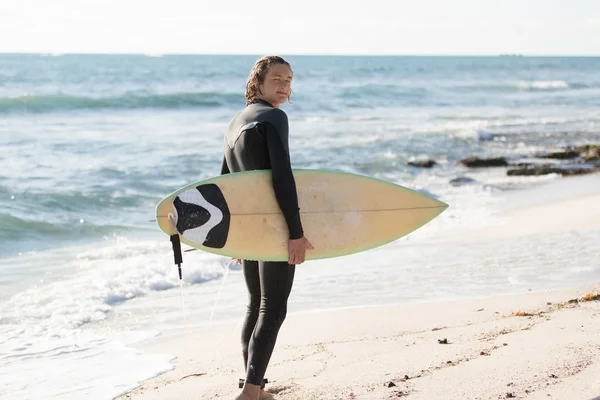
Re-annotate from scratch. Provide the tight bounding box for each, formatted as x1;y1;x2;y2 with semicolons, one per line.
410;114;592;139
0;237;227;399
1;238;225;331
0;330;173;400
512;80;569;91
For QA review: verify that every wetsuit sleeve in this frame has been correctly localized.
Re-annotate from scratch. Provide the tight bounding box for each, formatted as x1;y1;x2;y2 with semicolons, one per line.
260;114;304;240
220;155;230;175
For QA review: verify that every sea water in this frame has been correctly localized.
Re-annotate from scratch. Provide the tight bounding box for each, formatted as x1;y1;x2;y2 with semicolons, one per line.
1;54;600;399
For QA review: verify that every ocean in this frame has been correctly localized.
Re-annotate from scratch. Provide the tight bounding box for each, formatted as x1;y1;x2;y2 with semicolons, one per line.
1;54;600;399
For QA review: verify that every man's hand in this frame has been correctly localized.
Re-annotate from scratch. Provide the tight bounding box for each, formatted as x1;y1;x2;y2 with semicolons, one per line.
288;237;314;265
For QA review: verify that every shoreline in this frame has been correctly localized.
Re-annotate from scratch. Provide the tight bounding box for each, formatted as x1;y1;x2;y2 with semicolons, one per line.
431;172;600;243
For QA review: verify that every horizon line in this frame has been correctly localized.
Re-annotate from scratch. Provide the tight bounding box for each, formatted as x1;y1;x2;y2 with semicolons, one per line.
1;51;600;57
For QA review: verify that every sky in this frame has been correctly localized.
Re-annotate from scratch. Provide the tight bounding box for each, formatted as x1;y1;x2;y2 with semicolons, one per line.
1;0;599;55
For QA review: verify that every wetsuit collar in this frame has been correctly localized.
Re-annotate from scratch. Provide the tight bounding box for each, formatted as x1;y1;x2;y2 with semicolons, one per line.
252;98;275;108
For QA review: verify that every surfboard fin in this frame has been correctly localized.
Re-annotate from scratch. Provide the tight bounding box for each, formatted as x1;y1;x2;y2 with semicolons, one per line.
170;234;183;280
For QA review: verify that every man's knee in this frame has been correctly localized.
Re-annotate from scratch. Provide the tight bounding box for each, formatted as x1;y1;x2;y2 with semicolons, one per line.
260;302;288;326
247;293;261;312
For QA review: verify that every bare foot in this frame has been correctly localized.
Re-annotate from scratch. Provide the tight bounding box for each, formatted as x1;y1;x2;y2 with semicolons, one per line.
234;382;261;400
259;390;274;400
234;389;273;400
233;393;256;400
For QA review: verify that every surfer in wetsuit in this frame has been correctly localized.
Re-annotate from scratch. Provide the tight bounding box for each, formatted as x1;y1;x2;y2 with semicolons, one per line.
220;56;314;400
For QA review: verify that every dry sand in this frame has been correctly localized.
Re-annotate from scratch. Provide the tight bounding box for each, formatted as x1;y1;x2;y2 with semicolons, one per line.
117;286;600;400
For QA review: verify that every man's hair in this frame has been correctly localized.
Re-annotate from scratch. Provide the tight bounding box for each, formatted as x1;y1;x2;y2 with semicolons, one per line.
245;56;293;105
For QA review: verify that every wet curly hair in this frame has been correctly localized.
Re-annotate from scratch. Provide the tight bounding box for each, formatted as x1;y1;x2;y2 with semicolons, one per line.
245;56;294;105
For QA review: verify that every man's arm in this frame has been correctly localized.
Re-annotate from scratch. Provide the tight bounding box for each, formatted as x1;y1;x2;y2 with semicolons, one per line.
260;112;304;240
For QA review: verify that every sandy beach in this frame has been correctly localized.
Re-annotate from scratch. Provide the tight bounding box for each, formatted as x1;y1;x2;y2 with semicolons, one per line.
117;285;600;400
116;175;600;400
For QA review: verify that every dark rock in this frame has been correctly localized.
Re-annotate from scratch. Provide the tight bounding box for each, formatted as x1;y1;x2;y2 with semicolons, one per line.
574;144;598;152
438;338;449;344
507;165;597;176
449;176;477;186
576;144;600;162
408;159;437;168
537;150;580;160
459;157;508;167
385;381;397;387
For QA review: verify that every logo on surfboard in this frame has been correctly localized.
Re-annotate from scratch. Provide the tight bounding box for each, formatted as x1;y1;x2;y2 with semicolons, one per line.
172;184;230;248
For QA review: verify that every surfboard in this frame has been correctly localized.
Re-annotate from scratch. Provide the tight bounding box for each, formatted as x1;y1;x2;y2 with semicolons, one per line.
155;169;448;261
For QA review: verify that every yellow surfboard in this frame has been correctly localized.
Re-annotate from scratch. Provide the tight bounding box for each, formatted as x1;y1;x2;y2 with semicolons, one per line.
156;169;448;261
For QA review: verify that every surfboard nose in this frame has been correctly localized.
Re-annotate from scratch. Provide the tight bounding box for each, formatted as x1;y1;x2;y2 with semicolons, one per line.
433;198;449;210
423;196;449;219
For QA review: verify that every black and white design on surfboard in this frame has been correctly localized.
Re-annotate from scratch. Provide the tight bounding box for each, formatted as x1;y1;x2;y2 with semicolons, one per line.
172;184;230;249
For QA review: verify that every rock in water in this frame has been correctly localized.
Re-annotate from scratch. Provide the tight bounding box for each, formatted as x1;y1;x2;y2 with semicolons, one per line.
459;157;508;167
536;150;580;159
449;177;477;187
408;159;437;168
507;165;596;176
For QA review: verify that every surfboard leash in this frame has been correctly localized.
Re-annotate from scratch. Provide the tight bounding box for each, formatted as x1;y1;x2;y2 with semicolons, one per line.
165;214;193;335
166;214;240;343
165;213;245;368
170;234;183;280
167;213;184;280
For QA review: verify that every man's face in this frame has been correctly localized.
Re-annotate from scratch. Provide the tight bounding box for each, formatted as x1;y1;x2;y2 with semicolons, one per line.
259;64;293;107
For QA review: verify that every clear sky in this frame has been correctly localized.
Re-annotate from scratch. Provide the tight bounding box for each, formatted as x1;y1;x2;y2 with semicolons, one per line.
1;0;599;55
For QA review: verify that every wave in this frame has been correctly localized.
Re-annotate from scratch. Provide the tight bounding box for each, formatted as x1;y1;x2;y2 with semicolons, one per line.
0;238;225;363
510;80;571;91
433;114;600;127
453;80;592;93
0;212;137;256
0;91;243;113
0;185;150;219
299;115;382;123
338;84;429;99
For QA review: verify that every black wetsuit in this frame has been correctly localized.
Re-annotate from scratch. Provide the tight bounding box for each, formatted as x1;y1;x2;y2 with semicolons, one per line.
220;98;303;386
